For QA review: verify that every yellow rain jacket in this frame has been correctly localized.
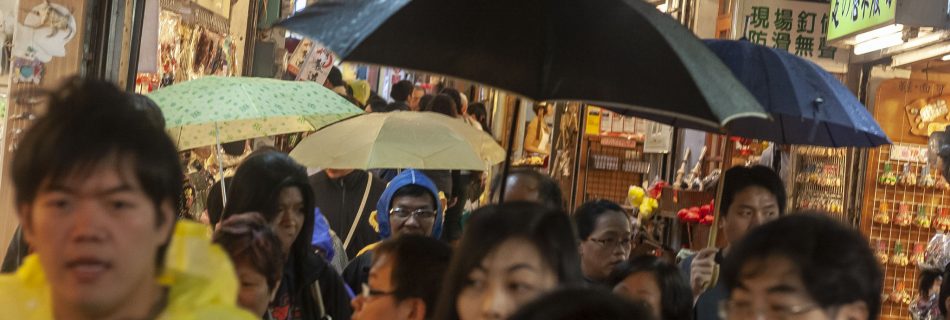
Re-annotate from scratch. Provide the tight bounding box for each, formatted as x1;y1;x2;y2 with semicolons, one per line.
0;221;257;319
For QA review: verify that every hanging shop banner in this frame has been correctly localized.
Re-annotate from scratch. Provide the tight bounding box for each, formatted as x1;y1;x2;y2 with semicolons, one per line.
643;122;673;154
827;0;896;41
288;39;334;84
296;44;334;84
737;0;848;73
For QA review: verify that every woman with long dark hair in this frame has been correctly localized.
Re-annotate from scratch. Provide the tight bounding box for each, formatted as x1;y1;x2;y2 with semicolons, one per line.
222;151;352;320
433;202;583;320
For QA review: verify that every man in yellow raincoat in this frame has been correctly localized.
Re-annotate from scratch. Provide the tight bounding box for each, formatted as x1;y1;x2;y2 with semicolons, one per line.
0;77;255;319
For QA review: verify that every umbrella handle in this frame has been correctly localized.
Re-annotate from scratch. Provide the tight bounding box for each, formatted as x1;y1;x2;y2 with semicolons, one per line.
707;135;732;249
215;123;227;208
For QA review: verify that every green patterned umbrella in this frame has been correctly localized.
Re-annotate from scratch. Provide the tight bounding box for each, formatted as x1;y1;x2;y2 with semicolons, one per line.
148;76;363;150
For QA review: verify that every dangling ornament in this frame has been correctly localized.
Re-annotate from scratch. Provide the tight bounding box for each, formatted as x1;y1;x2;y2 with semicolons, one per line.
873;202;891;225
892;242;909;267
895;204;913;227
899;163;918;186
936;208;950;232
880;163;898;186
916;205;932;229
913;243;926;266
920;164;937;188
876;240;890;265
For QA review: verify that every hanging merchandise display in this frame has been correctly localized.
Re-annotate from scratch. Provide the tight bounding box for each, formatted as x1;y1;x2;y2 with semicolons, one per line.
787;146;852;220
864;79;950;319
135;1;235;94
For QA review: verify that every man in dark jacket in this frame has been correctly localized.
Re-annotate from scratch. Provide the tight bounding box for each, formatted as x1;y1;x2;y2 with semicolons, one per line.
342;169;443;295
310;169;387;259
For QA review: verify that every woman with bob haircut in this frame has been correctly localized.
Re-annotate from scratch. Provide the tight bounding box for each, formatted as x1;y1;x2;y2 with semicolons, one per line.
434;202;582;320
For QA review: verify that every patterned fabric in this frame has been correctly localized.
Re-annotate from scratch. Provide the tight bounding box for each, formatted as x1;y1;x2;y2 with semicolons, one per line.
147;76;362;150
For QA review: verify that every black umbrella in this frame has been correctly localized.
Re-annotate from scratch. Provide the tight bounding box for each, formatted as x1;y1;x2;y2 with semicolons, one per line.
277;0;766;131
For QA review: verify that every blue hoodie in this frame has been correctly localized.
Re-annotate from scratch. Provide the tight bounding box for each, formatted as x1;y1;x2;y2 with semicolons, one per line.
375;169;444;240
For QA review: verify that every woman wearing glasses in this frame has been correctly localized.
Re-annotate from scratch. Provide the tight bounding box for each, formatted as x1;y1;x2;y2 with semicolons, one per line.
343;169;445;295
433;202;583;320
574;200;634;285
223;151;353;320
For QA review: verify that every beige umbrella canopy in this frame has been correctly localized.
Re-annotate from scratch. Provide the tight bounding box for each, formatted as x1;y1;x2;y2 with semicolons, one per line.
290;111;505;170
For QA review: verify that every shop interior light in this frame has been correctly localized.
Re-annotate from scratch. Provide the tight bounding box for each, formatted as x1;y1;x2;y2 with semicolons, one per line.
942;54;950;61
854;24;904;43
657;3;669;12
854;32;905;55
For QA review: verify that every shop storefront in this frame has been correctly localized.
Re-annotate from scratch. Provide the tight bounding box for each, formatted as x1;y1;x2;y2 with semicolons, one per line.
134;0;238;93
816;0;950;315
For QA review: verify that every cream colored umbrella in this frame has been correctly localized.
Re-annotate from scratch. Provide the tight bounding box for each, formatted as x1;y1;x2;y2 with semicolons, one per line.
290;111;505;170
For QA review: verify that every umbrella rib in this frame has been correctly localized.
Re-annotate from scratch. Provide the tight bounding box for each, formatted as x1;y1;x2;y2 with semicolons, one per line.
238;81;263;123
364;117;388;169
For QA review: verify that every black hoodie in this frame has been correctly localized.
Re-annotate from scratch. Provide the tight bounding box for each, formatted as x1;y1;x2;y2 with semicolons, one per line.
309;170;386;259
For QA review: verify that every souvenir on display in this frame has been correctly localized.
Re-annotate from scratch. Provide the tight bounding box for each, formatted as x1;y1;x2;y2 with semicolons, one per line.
686;147;706;190
937;209;950;232
900;163;918;186
917;205;933;229
893;282;913;305
892;242;910;267
896;204;913;227
920;164;937;188
877;240;890;265
13;57;43;84
673;149;690;190
873;202;891;225
880;163;898;186
913;243;926;266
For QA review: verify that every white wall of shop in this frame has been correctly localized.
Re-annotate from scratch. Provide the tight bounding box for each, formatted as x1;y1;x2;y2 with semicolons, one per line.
229;0;250;75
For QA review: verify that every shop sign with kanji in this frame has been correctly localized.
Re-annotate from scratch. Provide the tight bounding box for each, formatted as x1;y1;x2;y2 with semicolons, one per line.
827;0;896;40
738;0;848;72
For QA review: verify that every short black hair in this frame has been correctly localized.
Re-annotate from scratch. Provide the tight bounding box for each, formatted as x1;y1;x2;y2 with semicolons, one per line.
467;101;490;130
418;94;434;111
424;94;458;118
509;286;656;320
919;268;942;298
939;264;950;315
390;184;436;210
373;235;452;317
573;199;625;240
327;66;345;88
205;176;233;229
609;255;691;320
366;95;388;112
214;212;285;290
221;140;246;156
222;151;315;282
434;202;583;320
439;88;463;114
722;213;882;320
390;80;414;102
721;165;787;217
12;77;182;268
489;169;564;209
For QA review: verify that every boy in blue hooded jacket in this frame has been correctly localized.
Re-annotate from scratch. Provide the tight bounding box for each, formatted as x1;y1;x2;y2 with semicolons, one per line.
342;169;444;294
